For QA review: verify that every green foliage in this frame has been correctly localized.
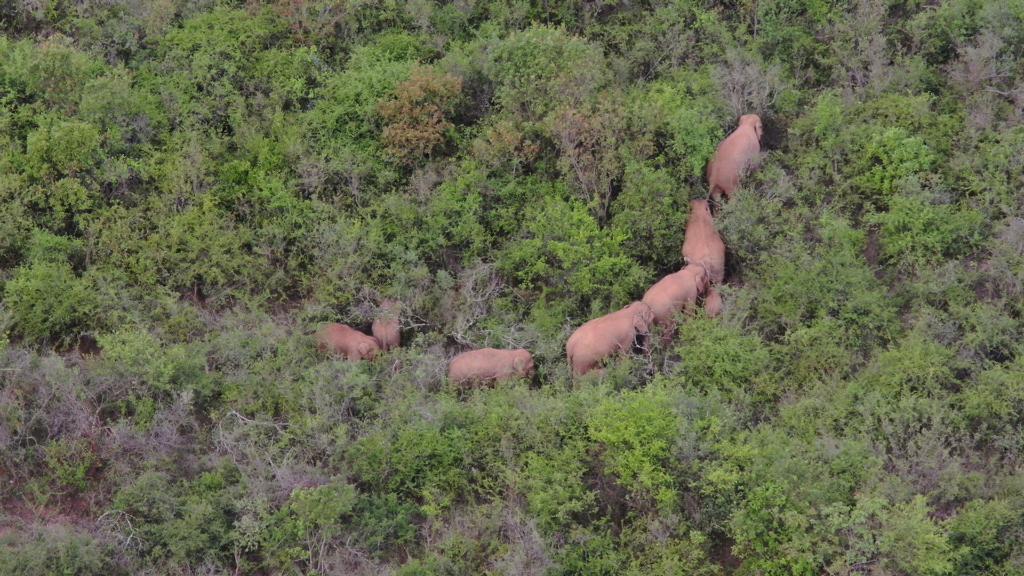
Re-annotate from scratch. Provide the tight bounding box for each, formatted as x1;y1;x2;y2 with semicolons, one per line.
95;328;209;399
144;199;260;299
847;127;937;207
522;441;595;534
0;527;119;576
609;161;689;272
878;496;953;575
5;2;1024;574
487;25;609;120
4;260;97;344
499;195;649;313
112;466;243;566
43;437;96;494
24;117;102;179
751;214;897;351
643;69;728;180
589;386;681;509
870;192;984;269
672;316;775;406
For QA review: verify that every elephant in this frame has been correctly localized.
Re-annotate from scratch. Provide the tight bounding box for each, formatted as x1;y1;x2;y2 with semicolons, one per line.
703;286;723;318
681;199;726;284
642;264;709;339
371;299;401;352
448;348;535;386
315;323;381;361
566;301;654;377
707;114;763;202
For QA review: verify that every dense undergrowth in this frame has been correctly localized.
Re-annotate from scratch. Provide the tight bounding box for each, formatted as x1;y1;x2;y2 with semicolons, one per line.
2;1;1024;574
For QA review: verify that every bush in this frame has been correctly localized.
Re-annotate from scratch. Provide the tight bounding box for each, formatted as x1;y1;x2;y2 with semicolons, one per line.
609;161;689;273
498;195;649;315
588;386;682;510
521;441;595;535
877;496;953;576
487;25;609;121
845;127;937;208
0;526;119;576
671;317;776;409
379;66;463;165
4;260;97;344
24;118;102;179
642;69;728;180
869;192;985;269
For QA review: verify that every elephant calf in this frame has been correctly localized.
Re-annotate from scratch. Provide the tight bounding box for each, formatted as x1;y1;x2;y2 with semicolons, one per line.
566;301;654;377
372;299;401;352
316;323;381;361
681;199;726;284
707;113;763;202
448;348;535;387
642;264;709;339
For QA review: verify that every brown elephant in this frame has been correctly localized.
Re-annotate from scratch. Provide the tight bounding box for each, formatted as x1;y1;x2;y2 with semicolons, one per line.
703;287;723;318
315;323;381;361
642;264;708;339
707;114;763;202
681;199;726;284
448;348;535;386
566;301;654;377
371;299;401;352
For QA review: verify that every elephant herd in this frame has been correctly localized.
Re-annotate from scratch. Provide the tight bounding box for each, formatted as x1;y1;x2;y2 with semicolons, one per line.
316;114;763;385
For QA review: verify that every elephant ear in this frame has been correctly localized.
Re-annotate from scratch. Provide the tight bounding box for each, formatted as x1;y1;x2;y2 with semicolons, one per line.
510;354;523;371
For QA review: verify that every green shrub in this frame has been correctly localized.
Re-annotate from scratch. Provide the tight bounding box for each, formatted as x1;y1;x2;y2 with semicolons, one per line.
264;481;360;569
144;199;259;300
112;466;242;566
4;260;97;344
642;69;728;180
43;437;97;494
869;193;984;269
858;331;958;397
609;161;689;272
522;446;595;534
0;526;119;576
877;496;953;576
845;127;936;208
672;317;775;407
353;493;420;558
947;498;1022;575
498;195;649;314
95;328;209;399
20;177;96;231
487;25;609;121
23;228;83;264
588;386;682;510
24;118;102;179
751;214;897;350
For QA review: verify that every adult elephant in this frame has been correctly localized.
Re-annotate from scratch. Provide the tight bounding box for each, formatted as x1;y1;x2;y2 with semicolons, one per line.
642;263;708;340
566;301;654;377
707;114;763;202
315;323;381;361
681;199;726;284
448;348;535;387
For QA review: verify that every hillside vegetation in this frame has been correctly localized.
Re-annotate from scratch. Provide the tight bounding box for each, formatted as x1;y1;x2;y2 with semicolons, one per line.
2;1;1024;574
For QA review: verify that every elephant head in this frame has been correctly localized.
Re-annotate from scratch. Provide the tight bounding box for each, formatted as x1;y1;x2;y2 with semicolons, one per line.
512;349;536;378
740;113;763;142
629;302;654;336
358;337;381;360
